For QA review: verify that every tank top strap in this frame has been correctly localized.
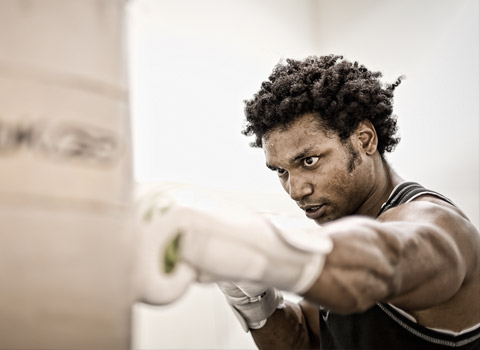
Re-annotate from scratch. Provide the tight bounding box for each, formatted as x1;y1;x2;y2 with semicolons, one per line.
377;182;455;217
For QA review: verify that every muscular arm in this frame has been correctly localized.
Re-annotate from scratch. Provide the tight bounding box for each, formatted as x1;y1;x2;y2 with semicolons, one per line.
251;198;479;349
305;198;479;313
251;300;320;350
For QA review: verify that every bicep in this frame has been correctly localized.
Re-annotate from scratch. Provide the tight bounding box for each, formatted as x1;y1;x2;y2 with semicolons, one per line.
304;204;476;312
379;201;479;309
379;221;466;309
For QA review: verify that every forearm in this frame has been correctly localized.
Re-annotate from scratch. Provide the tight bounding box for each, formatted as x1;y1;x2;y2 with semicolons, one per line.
251;301;316;350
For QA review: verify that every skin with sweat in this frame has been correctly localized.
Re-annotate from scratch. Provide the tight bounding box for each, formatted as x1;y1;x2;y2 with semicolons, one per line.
251;113;480;349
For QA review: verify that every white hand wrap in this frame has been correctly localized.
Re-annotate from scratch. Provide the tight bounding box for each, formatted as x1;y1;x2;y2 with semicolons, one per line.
175;205;332;293
218;282;285;332
136;184;333;305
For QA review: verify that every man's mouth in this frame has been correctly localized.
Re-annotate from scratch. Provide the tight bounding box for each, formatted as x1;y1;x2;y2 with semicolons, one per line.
303;204;327;219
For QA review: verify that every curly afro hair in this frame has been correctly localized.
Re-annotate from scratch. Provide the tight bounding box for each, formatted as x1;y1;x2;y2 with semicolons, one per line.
243;55;402;155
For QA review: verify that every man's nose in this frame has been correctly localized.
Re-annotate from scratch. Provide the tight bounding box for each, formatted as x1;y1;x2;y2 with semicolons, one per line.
287;174;312;201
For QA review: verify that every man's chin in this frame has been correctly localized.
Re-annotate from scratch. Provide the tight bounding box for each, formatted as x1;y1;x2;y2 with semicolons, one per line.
313;216;333;226
312;212;343;226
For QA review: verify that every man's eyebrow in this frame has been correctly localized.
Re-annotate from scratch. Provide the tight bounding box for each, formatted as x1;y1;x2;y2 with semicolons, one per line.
265;146;318;170
290;146;316;163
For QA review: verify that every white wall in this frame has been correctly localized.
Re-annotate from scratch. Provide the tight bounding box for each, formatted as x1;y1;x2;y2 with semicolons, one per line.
127;1;316;348
127;0;479;348
313;0;479;229
128;0;317;194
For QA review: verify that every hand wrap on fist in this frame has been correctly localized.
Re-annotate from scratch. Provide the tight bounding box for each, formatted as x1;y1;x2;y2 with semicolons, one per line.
218;282;285;332
135;184;333;305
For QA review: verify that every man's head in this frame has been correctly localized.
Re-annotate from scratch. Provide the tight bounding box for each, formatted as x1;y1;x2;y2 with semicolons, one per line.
242;55;402;155
243;55;403;223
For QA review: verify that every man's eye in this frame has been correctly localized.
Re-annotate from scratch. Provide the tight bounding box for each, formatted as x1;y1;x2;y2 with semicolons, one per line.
303;156;320;167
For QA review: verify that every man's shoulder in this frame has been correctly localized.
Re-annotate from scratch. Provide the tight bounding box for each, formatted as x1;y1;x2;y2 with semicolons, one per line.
378;192;480;279
377;193;467;225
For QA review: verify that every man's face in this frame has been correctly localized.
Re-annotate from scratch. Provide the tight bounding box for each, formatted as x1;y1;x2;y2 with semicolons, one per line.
263;114;374;225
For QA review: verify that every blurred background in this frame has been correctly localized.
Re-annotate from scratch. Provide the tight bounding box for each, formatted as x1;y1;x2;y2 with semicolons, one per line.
127;0;479;348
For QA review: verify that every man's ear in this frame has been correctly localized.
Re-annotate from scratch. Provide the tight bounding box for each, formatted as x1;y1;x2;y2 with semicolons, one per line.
356;120;378;155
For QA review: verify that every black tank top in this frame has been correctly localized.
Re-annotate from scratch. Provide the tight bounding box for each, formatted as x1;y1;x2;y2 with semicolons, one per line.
319;182;480;349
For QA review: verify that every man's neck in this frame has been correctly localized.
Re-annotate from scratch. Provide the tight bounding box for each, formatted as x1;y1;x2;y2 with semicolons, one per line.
357;157;403;217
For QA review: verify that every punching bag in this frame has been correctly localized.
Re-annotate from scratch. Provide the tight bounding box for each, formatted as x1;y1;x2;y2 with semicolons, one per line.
0;0;135;348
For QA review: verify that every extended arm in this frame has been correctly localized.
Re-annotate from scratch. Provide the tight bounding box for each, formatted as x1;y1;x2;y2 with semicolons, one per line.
250;198;479;348
304;198;479;313
137;188;479;345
